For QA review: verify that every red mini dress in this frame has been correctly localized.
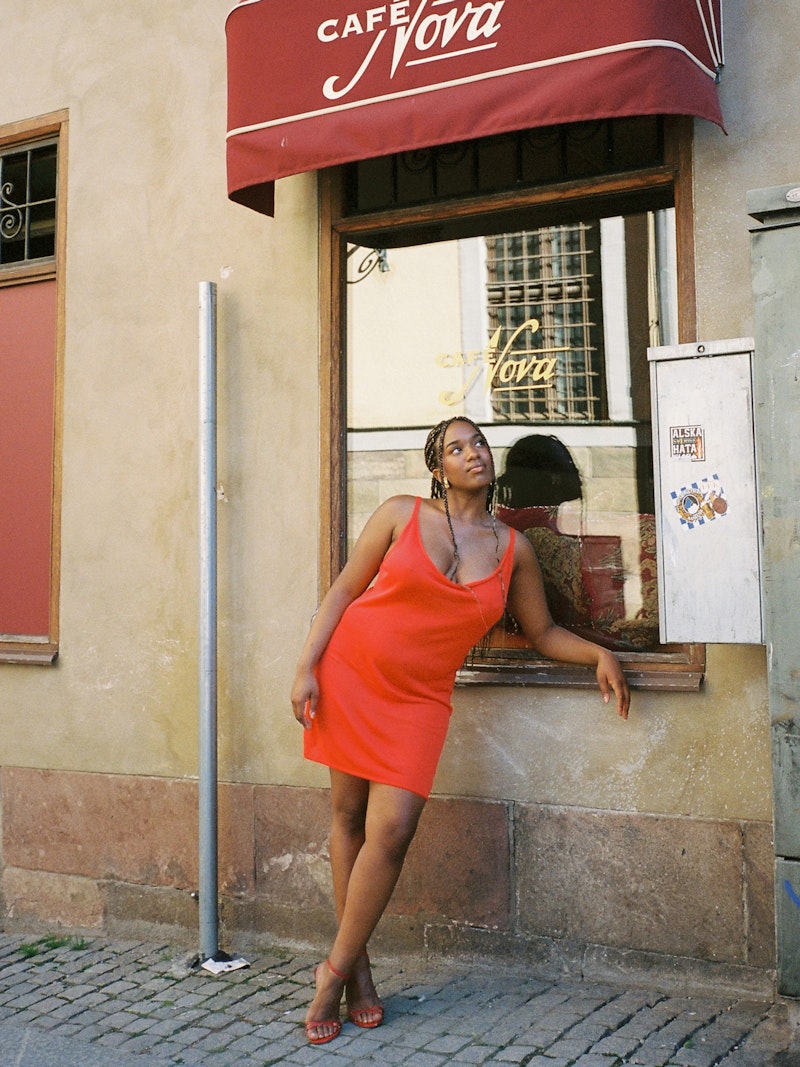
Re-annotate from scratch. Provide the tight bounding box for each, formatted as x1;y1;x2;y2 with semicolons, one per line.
304;498;516;799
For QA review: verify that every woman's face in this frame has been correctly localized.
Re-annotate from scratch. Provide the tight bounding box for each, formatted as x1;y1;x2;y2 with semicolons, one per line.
440;420;495;489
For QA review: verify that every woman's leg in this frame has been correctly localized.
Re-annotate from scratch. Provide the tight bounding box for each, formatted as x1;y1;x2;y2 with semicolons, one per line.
327;771;382;1022
328;769;370;922
330;781;426;969
306;770;369;1042
306;776;425;1036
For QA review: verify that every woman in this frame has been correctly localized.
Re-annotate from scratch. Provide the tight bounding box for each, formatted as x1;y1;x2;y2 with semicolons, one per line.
290;417;629;1045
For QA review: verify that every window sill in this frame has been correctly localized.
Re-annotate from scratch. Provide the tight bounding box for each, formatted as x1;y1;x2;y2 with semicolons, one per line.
0;262;56;287
0;642;58;665
457;644;705;692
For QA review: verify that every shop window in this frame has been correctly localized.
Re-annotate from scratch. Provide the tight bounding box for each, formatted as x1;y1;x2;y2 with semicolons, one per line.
0;114;66;664
321;117;704;690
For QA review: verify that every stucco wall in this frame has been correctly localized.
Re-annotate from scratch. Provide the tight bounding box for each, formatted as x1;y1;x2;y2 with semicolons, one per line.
0;0;777;814
0;0;791;975
0;0;320;787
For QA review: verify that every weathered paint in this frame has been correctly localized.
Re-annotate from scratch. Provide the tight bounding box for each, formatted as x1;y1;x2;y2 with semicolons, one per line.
749;185;800;995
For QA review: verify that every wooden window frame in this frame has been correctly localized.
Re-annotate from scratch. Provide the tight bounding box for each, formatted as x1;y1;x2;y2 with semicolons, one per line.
0;110;68;665
318;117;705;692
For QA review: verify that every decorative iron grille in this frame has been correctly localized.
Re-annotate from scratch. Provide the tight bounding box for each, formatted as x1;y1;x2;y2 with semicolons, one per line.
343;117;664;215
486;224;605;421
0;141;57;267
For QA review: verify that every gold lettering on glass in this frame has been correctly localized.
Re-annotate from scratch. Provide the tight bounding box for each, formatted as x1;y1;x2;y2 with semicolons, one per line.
436;318;563;406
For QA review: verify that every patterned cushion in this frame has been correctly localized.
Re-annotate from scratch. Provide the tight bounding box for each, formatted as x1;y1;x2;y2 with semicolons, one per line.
525;526;590;626
523;520;659;651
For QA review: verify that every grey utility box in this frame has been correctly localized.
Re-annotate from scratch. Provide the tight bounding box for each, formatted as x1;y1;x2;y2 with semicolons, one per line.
749;180;800;996
648;338;763;645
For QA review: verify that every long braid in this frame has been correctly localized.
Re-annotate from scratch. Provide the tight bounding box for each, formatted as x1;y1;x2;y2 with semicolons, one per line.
437;425;462;577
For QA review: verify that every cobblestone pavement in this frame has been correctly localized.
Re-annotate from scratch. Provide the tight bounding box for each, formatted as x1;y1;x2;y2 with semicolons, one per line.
0;934;799;1066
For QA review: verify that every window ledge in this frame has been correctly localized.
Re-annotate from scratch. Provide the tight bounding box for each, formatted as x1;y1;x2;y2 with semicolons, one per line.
457;645;705;692
0;262;56;287
0;643;58;665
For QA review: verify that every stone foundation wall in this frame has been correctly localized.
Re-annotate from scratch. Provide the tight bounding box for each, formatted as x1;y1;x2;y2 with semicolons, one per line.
0;768;775;989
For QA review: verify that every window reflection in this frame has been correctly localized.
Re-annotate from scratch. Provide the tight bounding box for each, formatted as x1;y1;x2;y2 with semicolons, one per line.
346;210;676;658
495;434;659;652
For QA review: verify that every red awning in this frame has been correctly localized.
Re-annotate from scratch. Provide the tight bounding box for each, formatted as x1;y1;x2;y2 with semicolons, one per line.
226;0;724;215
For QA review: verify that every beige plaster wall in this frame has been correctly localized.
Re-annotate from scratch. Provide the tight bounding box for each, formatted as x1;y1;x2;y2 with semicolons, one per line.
693;0;799;344
0;0;780;828
0;0;321;786
440;644;770;820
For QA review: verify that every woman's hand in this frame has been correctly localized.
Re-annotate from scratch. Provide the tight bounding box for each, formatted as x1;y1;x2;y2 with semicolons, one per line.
291;668;318;730
595;649;630;720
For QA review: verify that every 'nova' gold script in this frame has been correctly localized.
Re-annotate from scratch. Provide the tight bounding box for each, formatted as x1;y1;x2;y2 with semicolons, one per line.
436;319;565;406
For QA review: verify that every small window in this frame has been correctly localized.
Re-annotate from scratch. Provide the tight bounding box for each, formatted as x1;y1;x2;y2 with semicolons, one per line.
0;116;65;664
0;140;57;267
344;118;665;215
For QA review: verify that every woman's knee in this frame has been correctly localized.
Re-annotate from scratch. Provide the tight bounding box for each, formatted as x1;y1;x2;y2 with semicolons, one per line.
365;788;425;862
373;818;418;864
332;802;368;840
330;774;370;836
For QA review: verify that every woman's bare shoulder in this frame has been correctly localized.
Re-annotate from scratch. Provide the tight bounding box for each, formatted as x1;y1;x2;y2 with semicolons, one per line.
511;524;538;565
493;513;512;534
366;494;419;535
379;494;418;519
344;496;419;578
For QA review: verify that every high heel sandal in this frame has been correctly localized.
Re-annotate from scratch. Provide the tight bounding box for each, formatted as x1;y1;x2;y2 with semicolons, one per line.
346;951;385;1030
305;959;349;1045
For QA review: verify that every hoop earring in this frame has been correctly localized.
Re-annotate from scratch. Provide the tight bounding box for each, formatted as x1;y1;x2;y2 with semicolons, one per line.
443;477;450;489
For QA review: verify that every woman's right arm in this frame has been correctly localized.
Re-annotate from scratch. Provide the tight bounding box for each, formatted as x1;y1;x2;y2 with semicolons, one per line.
290;495;414;728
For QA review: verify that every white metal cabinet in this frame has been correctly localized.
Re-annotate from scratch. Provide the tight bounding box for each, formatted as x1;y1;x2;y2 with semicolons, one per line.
648;338;763;644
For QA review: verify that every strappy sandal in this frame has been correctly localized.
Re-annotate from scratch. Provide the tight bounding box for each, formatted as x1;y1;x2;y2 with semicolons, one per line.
305;959;349;1045
346;951;385;1029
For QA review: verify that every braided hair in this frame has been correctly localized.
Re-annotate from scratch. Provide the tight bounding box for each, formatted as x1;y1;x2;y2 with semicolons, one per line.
424;417;498;579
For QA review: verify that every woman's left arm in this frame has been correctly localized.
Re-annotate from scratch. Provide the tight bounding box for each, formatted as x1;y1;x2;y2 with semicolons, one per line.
506;535;630;720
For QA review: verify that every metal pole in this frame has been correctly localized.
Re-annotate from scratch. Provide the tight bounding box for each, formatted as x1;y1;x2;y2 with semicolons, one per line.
198;281;219;961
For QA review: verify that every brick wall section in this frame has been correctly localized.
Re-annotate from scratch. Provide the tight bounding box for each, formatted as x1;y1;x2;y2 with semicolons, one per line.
0;768;775;975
